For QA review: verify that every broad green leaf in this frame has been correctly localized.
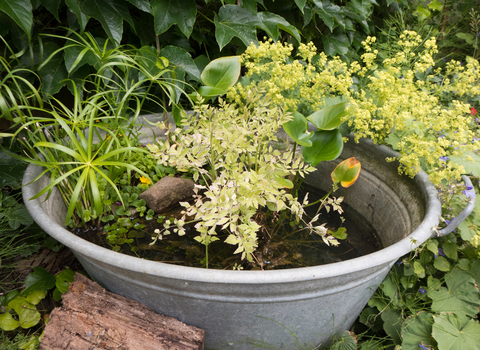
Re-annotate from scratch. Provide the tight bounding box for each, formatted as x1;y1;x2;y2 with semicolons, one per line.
426;240;439;255
256;12;301;44
242;0;257;14
0;150;28;188
346;0;375;20
65;0;89;33
64;45;100;74
428;269;480;317
26;290;46;305
8;298;41;329
322;32;350;56
380;274;397;300
427;0;443;11
432;313;480;350
0;312;19;331
38;43;69;97
152;0;197;38
162;45;201;82
456;33;475;45
381;309;403;345
331;227;347;240
126;0;152;14
7;205;33;230
0;0;32;39
313;0;342;32
414;261;425;278
294;0;306;13
302;129;343;166
449;151;480;177
282;111;313;147
40;0;61;21
274;174;294;189
78;0;134;44
307;101;349;130
469;260;480;285
434;256;451;272
23;266;56;296
442;242;458;261
214;5;259;50
401;312;434;350
415;4;431;21
55;268;75;294
198;86;229;99
201;56;240;91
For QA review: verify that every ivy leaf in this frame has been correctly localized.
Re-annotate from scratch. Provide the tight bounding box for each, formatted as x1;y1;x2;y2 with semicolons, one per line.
312;0;343;32
0;312;19;331
432;313;480;350
401;312;434;350
152;0;196;38
23;267;56;296
256;12;301;44
162;45;201;82
78;0;134;44
126;0;152;14
8;298;41;329
302;129;343;166
55;268;75;294
322;32;350;56
346;0;375;20
214;5;259;51
283;111;312;147
0;0;33;40
428;269;480;317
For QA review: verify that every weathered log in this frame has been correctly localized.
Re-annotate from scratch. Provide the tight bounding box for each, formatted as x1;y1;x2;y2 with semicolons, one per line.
138;176;195;213
40;273;205;350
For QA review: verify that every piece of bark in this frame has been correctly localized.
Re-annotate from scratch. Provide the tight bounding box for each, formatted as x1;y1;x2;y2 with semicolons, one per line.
40;273;204;350
139;176;195;213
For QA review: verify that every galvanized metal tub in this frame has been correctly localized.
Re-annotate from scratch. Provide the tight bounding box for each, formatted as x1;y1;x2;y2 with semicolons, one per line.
23;137;441;349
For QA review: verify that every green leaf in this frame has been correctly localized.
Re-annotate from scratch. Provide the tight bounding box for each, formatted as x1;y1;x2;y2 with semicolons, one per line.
55;268;75;294
401;312;434;350
8;298;41;329
414;261;425;278
331;227;347;240
7;205;33;230
449;151;480;177
23;266;56;296
426;239;439;255
307;100;349;130
434;256;451;272
427;0;443;11
214;5;259;50
0;311;19;331
0;150;28;188
428;269;480;317
442;242;458;261
256;12;301;44
432;313;480;350
322;32;350;56
40;0;62;21
380;274;397;300
26;290;46;306
38;43;68;97
201;56;240;91
302;129;343;166
381;309;403;345
64;45;100;74
282;111;313;147
415;4;431;21
151;0;197;38
0;0;33;40
456;33;475;45
78;0;134;44
162;45;201;82
294;0;306;13
65;0;89;33
313;0;343;32
126;0;152;14
330;331;356;350
274;174;294;189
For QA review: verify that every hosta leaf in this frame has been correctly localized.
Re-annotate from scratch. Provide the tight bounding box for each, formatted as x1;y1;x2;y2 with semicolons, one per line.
401;312;434;350
307;100;349;130
23;267;56;296
214;5;259;50
78;0;134;44
256;12;301;44
201;56;240;91
322;32;350;56
282;111;312;147
432;313;480;350
162;45;201;82
428;269;480;317
152;0;196;38
0;0;33;39
0;312;19;331
302;129;343;166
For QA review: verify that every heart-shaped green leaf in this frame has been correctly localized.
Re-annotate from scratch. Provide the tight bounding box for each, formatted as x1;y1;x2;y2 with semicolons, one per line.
26;290;46;306
23;266;56;296
0;312;19;331
282;111;312;147
302;129;343;166
307;98;349;131
433;313;480;350
8;297;41;329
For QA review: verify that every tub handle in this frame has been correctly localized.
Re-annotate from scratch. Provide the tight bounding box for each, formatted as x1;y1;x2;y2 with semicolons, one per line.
434;175;476;237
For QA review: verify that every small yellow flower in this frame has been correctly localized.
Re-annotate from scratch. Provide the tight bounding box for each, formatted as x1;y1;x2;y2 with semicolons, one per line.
139;176;151;185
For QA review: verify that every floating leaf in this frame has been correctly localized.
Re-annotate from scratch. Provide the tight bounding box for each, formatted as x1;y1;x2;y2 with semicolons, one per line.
331;157;361;188
433;313;480;350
